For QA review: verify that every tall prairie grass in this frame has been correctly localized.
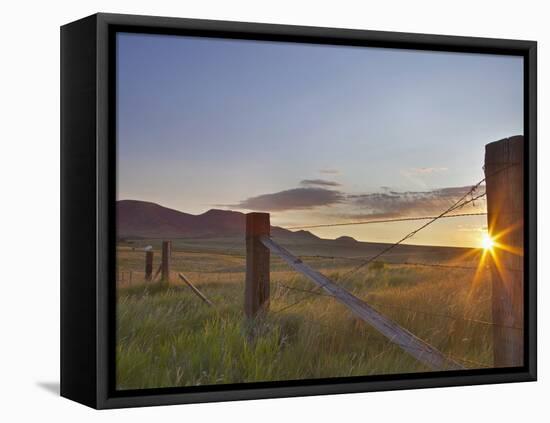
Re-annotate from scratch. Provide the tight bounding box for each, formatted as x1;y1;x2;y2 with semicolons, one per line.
116;247;493;390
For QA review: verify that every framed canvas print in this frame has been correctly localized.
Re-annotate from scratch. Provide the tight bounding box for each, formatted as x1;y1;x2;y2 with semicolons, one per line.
60;13;537;409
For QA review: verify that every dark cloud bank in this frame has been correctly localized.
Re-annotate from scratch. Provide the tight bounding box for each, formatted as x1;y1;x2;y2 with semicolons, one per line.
229;187;345;211
227;184;485;216
346;185;486;218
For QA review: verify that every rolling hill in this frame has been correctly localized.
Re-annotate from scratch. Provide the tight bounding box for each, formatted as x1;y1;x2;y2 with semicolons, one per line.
116;200;319;240
117;200;476;265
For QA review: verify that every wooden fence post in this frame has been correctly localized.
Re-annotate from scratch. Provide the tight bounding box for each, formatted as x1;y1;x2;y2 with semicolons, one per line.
245;213;270;318
161;241;171;283
145;250;154;281
485;135;524;367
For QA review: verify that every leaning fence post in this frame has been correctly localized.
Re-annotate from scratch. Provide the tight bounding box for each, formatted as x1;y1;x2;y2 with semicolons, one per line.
484;135;524;367
145;250;154;282
161;241;171;283
245;213;270;318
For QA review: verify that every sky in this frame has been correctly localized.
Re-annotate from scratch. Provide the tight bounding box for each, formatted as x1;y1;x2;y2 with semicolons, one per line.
116;32;523;248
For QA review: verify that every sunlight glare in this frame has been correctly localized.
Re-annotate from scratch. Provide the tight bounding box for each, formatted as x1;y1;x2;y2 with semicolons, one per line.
481;233;494;251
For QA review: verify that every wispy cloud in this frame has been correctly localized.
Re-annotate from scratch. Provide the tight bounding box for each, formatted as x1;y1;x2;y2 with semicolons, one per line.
301;179;342;187
345;185;486;219
398;168;450;190
319;168;340;175
225;180;485;219
406;167;448;175
228;187;345;212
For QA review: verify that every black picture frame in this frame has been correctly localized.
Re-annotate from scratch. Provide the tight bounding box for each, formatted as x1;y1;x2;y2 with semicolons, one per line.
60;12;537;409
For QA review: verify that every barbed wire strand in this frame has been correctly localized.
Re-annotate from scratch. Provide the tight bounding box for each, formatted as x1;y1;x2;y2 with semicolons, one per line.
270;165;518;366
268;193;487;303
296;254;483;271
285;209;486;230
270;305;492;369
272;282;522;331
283;164;524;232
341;190;487;280
171;250;246;258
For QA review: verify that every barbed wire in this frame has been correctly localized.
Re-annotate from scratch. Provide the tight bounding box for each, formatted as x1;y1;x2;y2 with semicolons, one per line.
281;163;527;233
272;294;323;314
387;261;481;271
340;188;487;280
132;253;518;275
285;209;486;231
282;163;518;250
269;200;489;304
158;251;486;273
296;254;483;271
269;302;492;369
171;250;246;258
272;281;522;331
297;254;364;261
275;282;333;297
365;299;523;331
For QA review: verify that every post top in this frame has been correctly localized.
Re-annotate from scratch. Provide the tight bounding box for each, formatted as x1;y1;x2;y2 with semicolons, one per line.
485;135;524;150
485;135;524;165
246;212;270;235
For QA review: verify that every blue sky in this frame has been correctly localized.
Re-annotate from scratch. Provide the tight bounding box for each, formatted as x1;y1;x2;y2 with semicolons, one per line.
116;32;523;247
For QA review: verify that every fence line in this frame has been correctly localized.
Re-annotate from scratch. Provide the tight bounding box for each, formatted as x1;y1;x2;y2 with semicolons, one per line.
285;210;486;230
270;310;492;369
171;250;247;259
365;299;523;331
296;254;484;271
283;165;516;283
173;251;483;272
164;248;511;275
117;138;524;372
261;235;464;371
340;188;486;280
273;281;522;331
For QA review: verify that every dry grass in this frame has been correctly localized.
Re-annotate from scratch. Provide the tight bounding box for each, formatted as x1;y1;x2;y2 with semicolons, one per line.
115;245;493;390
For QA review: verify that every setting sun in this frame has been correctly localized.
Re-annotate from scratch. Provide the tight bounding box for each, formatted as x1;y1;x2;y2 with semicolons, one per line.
481;233;495;250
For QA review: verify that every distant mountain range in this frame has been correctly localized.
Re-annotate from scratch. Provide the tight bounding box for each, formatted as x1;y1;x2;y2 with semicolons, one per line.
116;200;323;240
117;200;473;265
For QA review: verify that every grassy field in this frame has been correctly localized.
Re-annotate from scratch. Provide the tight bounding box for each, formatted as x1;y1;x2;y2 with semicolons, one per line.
116;237;493;390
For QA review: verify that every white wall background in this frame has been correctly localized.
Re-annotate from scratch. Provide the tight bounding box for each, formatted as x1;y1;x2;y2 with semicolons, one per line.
1;0;547;420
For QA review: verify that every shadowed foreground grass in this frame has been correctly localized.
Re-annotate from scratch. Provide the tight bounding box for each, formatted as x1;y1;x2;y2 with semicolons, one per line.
116;257;493;390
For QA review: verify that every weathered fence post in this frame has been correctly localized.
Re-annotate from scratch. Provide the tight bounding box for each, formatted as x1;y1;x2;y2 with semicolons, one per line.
145;250;154;281
161;241;171;283
484;135;524;367
245;213;270;318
